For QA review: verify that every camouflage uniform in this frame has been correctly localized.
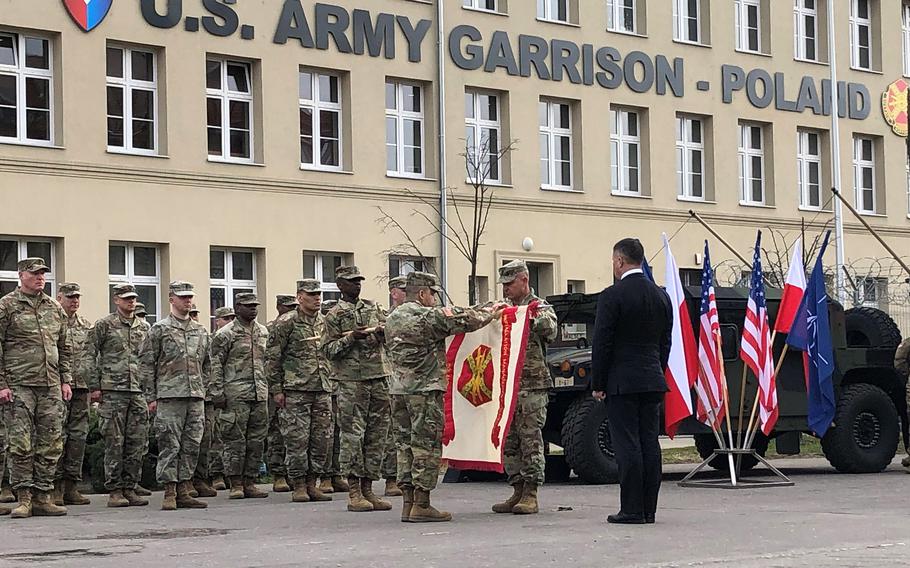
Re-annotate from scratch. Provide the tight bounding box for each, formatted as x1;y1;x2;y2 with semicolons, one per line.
56;292;92;485
194;326;219;484
896;338;910;463
381;276;408;493
321;298;342;483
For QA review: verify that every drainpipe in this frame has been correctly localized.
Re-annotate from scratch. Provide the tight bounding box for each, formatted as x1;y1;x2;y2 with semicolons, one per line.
436;0;448;303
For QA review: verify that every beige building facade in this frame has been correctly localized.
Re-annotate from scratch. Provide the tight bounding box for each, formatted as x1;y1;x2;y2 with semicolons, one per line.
1;0;909;327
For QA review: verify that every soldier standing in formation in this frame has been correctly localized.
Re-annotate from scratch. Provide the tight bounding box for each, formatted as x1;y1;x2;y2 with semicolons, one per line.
213;306;236;331
205;306;235;493
385;272;498;522
210;294;269;499
135;303;149;325
140;281;211;511
267;294;297;493
379;276;408;498
52;283;92;507
190;302;219;499
492;260;557;515
0;258;72;518
323;266;393;513
89;284;150;508
318;297;347;496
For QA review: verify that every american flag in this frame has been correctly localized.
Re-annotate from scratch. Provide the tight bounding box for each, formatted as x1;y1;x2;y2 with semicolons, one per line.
696;242;725;429
740;231;779;436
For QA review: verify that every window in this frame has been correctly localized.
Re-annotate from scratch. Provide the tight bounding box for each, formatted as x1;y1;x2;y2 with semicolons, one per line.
206;58;253;162
738;123;765;205
106;45;157;154
607;0;636;33
0;32;52;145
850;0;872;70
610;108;641;195
465;90;501;183
303;251;348;302
735;0;762;53
858;277;888;308
539;100;573;190
210;248;257;327
566;280;586;294
109;243;161;323
797;130;822;210
0;237;55;296
853;136;876;214
385;80;424;177
538;0;570;23
676;116;705;201
903;3;910;76
463;0;497;12
389;255;433;279
673;0;701;43
300;70;342;170
794;0;818;61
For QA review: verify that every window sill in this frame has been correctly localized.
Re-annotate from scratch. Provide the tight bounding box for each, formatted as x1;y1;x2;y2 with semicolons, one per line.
208;157;264;167
107;149;169;159
735;48;772;58
387;172;437;182
677;196;716;204
849;66;883;75
541;185;582;193
857;211;887;218
0;140;63;150
465;178;513;188
606;29;647;39
536;17;580;28
302;166;354;175
462;6;508;17
739;201;775;209
794;57;828;67
672;39;711;49
798;206;832;213
611;191;651;199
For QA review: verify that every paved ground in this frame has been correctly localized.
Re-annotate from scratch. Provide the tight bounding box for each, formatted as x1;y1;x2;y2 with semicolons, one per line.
1;458;908;568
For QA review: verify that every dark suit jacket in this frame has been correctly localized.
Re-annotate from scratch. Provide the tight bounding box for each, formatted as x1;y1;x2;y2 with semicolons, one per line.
591;272;673;396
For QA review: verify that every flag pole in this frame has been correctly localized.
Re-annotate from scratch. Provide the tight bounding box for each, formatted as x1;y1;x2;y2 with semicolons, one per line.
744;343;790;450
740;328;777;448
715;333;738;484
734;365;749;449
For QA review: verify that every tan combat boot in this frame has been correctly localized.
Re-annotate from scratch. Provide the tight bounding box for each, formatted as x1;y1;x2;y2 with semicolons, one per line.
51;479;64;506
212;475;227;491
512;483;539;515
384;478;403;497
319;478;334;494
291;477;309;502
176;480;208;509
331;476;349;492
107;489;130;508
10;488;32;518
400;484;414;523
62;479;91;505
243;478;268;498
229;477;244;499
134;485;152;497
346;477;373;512
492;481;524;513
0;483;15;503
192;477;217;498
272;475;291;493
0;504;9;516
409;488;451;523
306;476;332;502
361;478;392;511
123;488;149;507
161;482;177;511
32;491;68;516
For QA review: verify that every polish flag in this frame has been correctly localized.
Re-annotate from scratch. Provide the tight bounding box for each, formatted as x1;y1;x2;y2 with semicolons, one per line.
774;238;807;334
662;234;698;438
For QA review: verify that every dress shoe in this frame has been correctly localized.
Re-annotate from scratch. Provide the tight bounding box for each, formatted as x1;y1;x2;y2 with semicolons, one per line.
607;511;645;524
645;514;655;524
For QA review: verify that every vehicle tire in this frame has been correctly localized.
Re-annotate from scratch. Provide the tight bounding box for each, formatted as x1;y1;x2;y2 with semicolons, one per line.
821;383;899;473
844;307;902;349
561;397;618;484
694;432;769;472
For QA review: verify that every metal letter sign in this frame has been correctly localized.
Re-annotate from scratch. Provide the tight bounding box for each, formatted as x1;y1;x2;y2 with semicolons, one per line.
63;0;114;32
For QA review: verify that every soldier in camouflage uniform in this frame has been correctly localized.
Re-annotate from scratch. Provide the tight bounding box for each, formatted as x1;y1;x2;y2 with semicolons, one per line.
51;283;92;507
492;260;558;515
189;305;220;499
210;294;269;499
267;294;297;493
135;303;149;323
131;302;153;498
0;411;7;514
380;276;408;498
268;280;333;504
385;272;497;522
213;306;236;331
323;266;393;513
319;298;348;495
139;281;211;511
89;284;150;508
209;306;234;491
896;337;910;469
0;258;73;518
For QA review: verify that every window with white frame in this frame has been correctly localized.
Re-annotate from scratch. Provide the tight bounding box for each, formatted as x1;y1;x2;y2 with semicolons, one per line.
0;31;53;145
673;0;701;43
0;236;55;296
538;0;570;23
463;0;497;12
797;129;822;210
303;251;348;302
903;3;910;76
676;115;705;200
850;0;873;70
607;0;637;33
794;0;818;61
858;277;888;308
109;243;161;323
210;248;257;326
106;45;157;154
853;136;876;214
735;0;762;53
300;70;342;170
738;123;765;205
206;58;253;162
465;90;501;184
389;256;433;279
610;108;641;195
539;99;573;190
385;80;424;177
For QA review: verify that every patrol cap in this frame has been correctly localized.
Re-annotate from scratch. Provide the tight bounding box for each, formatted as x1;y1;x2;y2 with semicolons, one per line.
276;294;298;307
59;282;82;297
297;279;322;294
498;260;529;284
234;293;259;306
406;271;442;292
18;257;50;274
189;304;200;315
335;265;365;281
388;276;408;290
135;303;148;317
112;284;139;299
169;281;195;297
213;306;235;318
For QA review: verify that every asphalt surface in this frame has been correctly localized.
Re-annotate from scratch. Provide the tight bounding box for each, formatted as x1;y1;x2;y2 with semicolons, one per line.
1;458;908;568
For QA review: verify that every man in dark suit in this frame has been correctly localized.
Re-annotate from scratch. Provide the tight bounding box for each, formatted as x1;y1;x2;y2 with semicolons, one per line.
591;238;673;525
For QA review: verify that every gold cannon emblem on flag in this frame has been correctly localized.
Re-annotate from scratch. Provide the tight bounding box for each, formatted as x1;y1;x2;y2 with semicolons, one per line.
882;78;908;137
457;345;495;407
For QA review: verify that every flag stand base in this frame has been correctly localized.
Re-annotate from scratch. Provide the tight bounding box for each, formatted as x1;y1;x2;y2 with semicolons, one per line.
678;448;795;489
